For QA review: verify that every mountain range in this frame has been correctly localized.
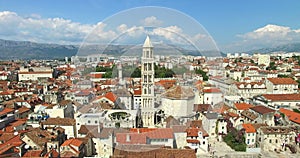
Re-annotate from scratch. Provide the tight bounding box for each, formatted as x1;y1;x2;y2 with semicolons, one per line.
0;39;300;60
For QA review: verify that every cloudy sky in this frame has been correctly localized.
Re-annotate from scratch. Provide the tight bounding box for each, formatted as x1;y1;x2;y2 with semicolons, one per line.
0;0;300;52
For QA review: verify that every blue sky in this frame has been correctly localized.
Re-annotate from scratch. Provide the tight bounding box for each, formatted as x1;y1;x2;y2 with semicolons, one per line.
0;0;300;52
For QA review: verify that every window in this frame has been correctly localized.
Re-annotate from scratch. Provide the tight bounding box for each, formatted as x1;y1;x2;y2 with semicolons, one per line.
269;139;272;143
95;121;98;124
252;139;254;142
88;120;91;123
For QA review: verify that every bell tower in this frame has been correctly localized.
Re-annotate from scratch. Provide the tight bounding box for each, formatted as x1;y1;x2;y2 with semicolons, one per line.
140;35;155;127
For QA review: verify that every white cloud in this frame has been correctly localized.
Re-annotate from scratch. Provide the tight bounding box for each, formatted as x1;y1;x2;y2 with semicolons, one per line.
0;11;217;52
117;24;128;33
224;24;300;52
151;26;185;43
141;16;163;27
238;24;293;41
0;11;118;44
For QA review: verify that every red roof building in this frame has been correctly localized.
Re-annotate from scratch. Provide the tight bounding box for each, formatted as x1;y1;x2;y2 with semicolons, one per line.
242;123;256;133
279;108;300;125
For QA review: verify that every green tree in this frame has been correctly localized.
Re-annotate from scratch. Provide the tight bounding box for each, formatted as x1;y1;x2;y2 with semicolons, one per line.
267;61;277;70
195;68;209;81
131;67;141;78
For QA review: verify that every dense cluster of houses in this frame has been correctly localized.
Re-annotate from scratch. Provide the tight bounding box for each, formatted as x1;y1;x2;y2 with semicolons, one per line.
0;49;300;157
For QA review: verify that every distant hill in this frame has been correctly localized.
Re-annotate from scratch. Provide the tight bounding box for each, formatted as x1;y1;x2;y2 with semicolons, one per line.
246;43;300;54
0;39;222;60
0;39;78;60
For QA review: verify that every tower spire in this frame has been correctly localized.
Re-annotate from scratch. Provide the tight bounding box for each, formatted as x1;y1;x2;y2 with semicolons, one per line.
143;35;153;48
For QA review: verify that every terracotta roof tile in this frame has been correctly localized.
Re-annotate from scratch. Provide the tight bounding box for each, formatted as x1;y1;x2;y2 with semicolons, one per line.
267;78;298;85
60;150;78;157
203;88;222;93
17;106;30;114
44;149;59;157
0;133;15;142
117;128;174;144
113;144;196;158
23;150;43;157
42;118;76;126
105;92;118;102
116;133;147;144
262;94;300;101
234;103;253;110
193;104;211;112
161;85;194;99
279;108;300;124
250;105;275;115
241;110;258;121
0;107;14;116
186;127;208;137
61;138;83;147
186;139;200;143
133;89;142;96
242;123;256;133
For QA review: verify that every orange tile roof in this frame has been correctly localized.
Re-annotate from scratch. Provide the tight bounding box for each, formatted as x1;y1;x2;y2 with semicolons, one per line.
116;133;147;144
42;118;76;126
279;108;300;125
186;139;200;143
161;85;195;99
0;133;15;142
146;128;174;139
0;144;16;155
242;123;256;133
186;127;208;137
0;90;14;95
203;88;222;93
155;80;176;89
234;103;253;110
134;89;142;95
117;128;174;144
5;119;26;132
90;73;103;78
267;78;298;85
17;106;30;114
18;71;52;74
44;149;59;157
0;107;14;116
130;128;157;133
186;128;198;137
262;94;300;101
105;92;118;102
61;138;83;147
250;105;275;115
23;150;42;157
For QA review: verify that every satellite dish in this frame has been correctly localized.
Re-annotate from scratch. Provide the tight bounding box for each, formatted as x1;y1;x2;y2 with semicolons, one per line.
25;145;30;149
14;131;18;136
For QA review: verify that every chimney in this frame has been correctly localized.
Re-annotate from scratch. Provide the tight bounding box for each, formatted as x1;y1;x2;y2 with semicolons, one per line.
126;134;131;142
98;116;101;133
